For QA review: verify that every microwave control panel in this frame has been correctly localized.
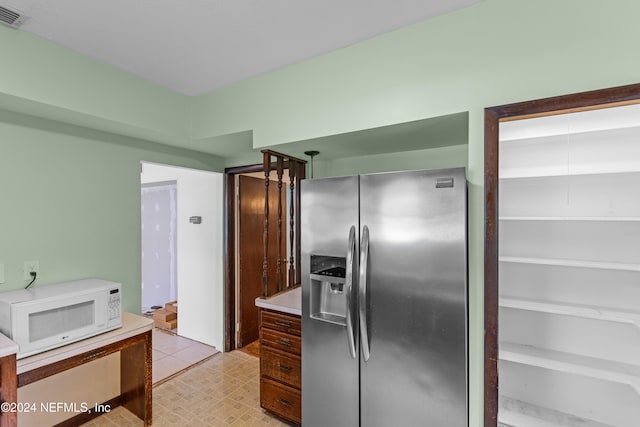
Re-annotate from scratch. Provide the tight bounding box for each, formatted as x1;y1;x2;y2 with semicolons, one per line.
108;288;121;321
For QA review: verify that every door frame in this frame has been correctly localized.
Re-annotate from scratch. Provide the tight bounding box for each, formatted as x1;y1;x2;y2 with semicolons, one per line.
225;163;264;351
483;83;640;426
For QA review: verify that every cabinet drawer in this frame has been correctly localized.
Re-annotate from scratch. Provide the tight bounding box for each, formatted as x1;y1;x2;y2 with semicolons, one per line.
261;328;301;355
261;311;301;336
261;347;301;388
260;377;301;425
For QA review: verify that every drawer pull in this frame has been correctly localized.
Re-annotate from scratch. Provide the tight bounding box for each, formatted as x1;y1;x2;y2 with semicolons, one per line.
278;398;292;407
275;320;292;328
277;338;292;346
279;364;292;373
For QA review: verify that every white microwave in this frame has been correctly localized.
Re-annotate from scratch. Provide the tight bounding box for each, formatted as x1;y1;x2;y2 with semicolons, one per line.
0;279;122;359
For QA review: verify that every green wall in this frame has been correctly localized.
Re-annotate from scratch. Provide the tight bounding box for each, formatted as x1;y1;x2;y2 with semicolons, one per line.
188;1;640;424
0;20;223;314
191;0;640;148
314;144;469;178
2;0;640;424
0;25;190;144
0;110;223;312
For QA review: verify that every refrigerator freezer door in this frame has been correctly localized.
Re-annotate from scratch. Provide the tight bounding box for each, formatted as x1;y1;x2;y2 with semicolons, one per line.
359;168;468;427
301;175;360;427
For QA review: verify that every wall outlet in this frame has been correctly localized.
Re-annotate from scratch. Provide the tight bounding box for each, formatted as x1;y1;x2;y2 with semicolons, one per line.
23;260;39;281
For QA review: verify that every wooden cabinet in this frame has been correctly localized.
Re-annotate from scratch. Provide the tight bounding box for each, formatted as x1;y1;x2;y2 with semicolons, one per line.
0;353;17;427
259;309;301;425
15;313;152;427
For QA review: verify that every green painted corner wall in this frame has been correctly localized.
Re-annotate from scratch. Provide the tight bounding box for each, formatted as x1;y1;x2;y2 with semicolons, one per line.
1;0;640;424
0;110;223;313
189;1;640;423
191;0;640;148
0;24;191;144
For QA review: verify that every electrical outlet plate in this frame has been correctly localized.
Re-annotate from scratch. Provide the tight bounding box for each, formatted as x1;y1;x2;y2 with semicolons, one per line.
23;260;39;281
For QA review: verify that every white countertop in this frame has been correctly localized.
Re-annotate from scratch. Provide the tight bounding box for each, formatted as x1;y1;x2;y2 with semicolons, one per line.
255;286;301;316
17;312;153;374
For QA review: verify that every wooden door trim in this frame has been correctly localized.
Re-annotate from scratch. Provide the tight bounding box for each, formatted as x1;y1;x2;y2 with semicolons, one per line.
224;161;304;351
484;83;640;426
225;164;267;351
225;163;277;351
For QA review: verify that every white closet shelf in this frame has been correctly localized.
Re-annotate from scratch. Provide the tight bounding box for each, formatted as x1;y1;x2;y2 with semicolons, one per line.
499;256;640;272
499;111;640;142
499;216;640;222
500;297;640;327
499;396;613;427
500;342;640;394
499;168;640;180
498;103;640;427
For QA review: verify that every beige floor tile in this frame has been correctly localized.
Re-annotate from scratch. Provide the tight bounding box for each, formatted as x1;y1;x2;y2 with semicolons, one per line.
152;354;192;383
82;351;293;427
152;348;168;362
172;341;219;364
152;330;197;354
151;328;220;384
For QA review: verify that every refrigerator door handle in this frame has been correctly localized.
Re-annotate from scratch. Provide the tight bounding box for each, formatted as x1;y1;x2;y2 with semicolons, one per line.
345;225;357;359
359;225;371;362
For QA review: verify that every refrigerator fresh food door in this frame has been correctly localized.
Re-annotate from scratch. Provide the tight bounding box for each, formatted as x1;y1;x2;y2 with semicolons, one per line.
359;168;468;427
301;175;360;427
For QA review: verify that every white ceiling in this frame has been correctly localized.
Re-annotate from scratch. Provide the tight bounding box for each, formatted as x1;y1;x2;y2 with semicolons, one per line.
6;0;480;96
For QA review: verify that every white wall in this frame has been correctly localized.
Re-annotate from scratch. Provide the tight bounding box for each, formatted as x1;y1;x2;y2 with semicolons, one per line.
141;162;224;350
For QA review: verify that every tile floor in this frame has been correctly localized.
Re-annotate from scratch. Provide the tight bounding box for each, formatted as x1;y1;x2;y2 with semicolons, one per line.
152;328;219;384
81;349;292;426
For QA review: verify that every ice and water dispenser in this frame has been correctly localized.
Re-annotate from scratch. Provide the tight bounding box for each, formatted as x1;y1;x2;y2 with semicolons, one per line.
309;255;348;325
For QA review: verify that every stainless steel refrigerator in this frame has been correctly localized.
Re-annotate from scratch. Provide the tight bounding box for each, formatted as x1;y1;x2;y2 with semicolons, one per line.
301;167;467;427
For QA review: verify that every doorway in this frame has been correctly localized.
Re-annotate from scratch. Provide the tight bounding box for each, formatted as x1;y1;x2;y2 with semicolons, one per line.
141;181;177;316
235;173;287;348
225;156;305;352
141;161;224;350
484;83;640;426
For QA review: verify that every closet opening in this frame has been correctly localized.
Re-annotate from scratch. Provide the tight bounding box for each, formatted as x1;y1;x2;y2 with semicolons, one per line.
484;83;640;427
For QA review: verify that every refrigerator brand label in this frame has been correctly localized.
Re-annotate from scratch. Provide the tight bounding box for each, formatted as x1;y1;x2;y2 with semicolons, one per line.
435;177;454;188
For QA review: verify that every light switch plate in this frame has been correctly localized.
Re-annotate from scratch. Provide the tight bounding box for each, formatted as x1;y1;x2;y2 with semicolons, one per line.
0;263;4;284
